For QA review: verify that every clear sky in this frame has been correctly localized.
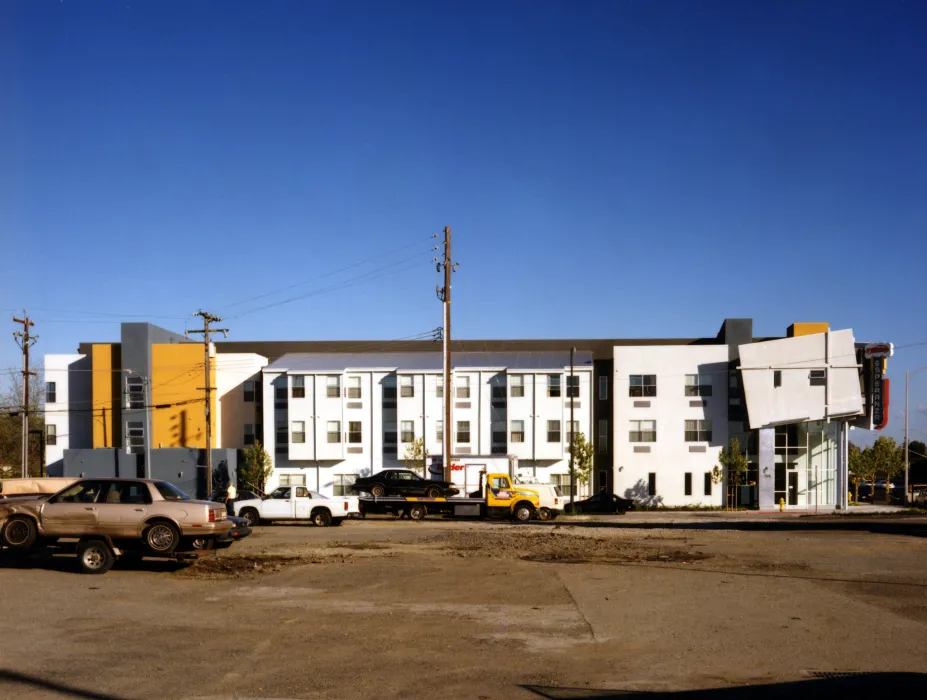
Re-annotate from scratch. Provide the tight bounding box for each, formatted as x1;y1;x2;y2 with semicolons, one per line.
1;0;925;445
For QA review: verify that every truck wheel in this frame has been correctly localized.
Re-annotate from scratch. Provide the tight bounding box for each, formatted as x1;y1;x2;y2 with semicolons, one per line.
1;516;37;549
144;521;180;554
312;509;333;527
77;539;114;575
240;508;260;527
513;503;533;522
331;518;344;527
425;486;442;498
370;484;386;497
408;505;427;521
537;507;552;522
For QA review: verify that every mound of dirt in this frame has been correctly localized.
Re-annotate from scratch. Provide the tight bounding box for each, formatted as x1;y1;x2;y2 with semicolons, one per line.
174;553;325;579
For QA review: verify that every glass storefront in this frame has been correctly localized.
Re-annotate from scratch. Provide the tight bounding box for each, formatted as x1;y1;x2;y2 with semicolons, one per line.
773;421;838;508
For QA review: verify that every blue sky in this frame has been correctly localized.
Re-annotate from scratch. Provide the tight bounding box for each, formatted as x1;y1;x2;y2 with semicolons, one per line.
1;0;925;444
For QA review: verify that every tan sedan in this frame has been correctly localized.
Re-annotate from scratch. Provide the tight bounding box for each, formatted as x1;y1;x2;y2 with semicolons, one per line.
0;478;232;554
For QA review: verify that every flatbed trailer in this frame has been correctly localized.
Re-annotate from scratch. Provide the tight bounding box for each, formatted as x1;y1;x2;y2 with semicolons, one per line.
358;472;541;522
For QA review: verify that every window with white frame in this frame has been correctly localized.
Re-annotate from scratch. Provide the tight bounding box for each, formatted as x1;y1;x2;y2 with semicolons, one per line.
598;376;607;401
509;375;524;398
629;420;656;442
46;382;57;404
291;376;306;399
456;376;470;399
126;376;144;409
243;380;255;402
400;420;415;443
685;419;712;442
326;376;341;398
126;421;144;454
567;375;579;398
348;376;362;399
348;421;362;444
685;374;713;397
510;420;524;443
244;423;255;446
46;423;57;446
456;420;470;444
327;421;341;444
809;369;826;386
629;375;657;397
547;420;561;443
436;375;444;398
333;474;356;496
550;473;575;497
547;375;561;397
279;473;306;487
598;419;608;453
436;419;443;442
400;375;414;398
566;420;579;444
291;421;306;444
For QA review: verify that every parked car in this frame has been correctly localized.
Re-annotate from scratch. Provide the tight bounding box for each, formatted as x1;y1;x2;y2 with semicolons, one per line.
0;478;233;555
566;492;634;515
234;486;359;527
350;470;459;498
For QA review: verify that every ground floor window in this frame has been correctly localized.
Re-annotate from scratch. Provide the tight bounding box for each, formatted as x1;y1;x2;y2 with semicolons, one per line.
550;473;576;498
279;473;306;486
684;472;692;496
334;474;356;496
648;472;656;497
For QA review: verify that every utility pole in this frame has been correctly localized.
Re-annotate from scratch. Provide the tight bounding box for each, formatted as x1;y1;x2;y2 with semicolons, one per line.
187;311;228;498
13;311;38;478
905;370;910;505
569;346;576;506
435;226;457;482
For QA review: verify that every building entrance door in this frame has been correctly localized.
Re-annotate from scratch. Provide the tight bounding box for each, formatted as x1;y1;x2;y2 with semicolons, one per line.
774;463;787;506
788;471;798;506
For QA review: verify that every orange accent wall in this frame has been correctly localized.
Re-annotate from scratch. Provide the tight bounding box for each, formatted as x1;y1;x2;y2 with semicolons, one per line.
150;344;215;448
91;344;122;447
787;322;830;337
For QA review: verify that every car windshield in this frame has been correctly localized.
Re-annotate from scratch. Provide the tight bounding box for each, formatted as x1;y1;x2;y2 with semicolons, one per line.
154;482;191;501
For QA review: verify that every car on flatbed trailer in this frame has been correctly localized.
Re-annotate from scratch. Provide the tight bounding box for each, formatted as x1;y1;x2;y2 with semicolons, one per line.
360;472;541;522
234;485;359;527
351;469;459;498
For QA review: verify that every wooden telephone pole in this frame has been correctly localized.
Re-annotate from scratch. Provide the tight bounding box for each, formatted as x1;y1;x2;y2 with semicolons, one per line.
187;311;228;498
13;311;37;478
435;226;457;482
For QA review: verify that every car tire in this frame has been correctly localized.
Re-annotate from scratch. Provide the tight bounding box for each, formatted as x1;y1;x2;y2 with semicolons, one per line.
331;518;344;527
77;539;114;575
240;508;260;527
513;503;533;522
370;484;386;497
425;486;442;498
537;507;552;522
1;516;38;550
408;505;427;521
143;520;180;554
312;509;333;527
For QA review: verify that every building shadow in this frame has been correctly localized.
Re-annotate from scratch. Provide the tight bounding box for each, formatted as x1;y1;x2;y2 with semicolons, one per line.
0;668;127;699
623;478;664;508
522;672;926;699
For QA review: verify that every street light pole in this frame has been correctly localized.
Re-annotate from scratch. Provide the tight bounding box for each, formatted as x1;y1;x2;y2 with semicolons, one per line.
905;365;927;504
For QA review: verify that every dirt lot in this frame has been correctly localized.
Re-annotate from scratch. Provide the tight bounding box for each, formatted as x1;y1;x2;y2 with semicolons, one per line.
1;513;926;699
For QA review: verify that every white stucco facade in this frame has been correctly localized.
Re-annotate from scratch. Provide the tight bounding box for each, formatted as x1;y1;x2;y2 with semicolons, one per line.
42;353;93;471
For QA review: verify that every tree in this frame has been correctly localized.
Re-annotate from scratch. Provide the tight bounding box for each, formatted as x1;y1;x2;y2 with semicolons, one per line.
0;370;45;476
567;431;595;492
868;436;904;505
712;437;748;509
848;442;869;503
239;440;273;495
403;437;428;475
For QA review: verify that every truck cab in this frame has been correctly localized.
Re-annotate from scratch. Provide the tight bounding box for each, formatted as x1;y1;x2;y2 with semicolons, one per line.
234;486;360;527
480;473;541;521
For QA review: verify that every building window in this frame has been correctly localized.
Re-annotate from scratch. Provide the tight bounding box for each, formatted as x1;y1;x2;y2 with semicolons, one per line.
291;376;306;399
567;375;580;398
598;419;608;453
46;424;57;446
547;375;561;398
550;473;575;498
704;472;713;496
279;473;306;487
400;420;415;443
384;422;397;451
510;375;524;398
400;375;414;398
456;420;471;444
244;424;255;446
126;376;144;409
436;376;443;398
436;419;443;443
809;369;826;386
327;421;341;444
491;421;506;454
333;474;356;496
629;420;656;443
456;376;470;399
510;420;524;443
566;420;579;445
685;374;713;397
629;375;657;397
598;376;607;401
327;376;341;398
648;472;656;497
347;375;362;399
773;370;782;388
46;382;57;404
547;420;561;443
729;372;739;389
684;472;692;496
291;421;306;444
275;384;286;401
126;420;145;454
243;380;255;402
685;419;712;442
383;384;397;405
348;421;362;444
491;385;506;407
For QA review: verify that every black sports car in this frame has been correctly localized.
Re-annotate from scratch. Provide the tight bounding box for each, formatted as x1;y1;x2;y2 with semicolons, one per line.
567;492;634;515
350;469;459;498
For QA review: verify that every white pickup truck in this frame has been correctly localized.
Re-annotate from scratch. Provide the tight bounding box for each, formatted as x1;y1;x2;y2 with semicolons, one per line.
234;486;359;527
